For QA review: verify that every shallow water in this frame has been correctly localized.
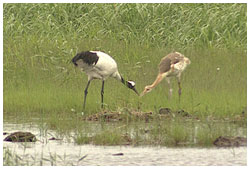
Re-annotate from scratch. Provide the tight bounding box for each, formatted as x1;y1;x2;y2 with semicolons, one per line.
3;122;247;166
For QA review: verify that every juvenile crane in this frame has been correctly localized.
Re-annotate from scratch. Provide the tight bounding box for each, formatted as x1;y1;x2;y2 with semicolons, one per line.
72;51;139;109
140;52;191;102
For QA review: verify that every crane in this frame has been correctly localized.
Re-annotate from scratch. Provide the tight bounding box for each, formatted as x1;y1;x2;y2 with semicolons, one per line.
72;51;139;109
140;52;191;102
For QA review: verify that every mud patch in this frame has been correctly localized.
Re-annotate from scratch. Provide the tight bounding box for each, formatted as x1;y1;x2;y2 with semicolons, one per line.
83;111;154;122
84;108;191;122
159;108;190;117
213;136;247;147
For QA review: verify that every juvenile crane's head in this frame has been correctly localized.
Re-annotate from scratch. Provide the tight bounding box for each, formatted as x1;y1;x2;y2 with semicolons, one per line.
127;80;139;95
140;85;153;97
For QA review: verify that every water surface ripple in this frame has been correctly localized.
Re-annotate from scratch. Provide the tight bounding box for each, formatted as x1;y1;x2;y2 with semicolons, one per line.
3;123;246;166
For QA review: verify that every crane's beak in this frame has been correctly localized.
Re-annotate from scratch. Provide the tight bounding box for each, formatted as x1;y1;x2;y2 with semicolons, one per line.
140;87;150;97
132;88;139;96
140;92;145;97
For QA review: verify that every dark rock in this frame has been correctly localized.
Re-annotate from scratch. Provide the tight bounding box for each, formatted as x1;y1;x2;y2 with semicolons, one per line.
159;108;172;114
176;109;190;117
159;108;190;117
112;153;124;156
213;136;247;147
78;155;88;161
49;137;62;141
4;131;36;142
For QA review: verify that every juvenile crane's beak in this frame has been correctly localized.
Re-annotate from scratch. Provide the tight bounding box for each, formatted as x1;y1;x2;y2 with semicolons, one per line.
140;86;152;97
140;90;147;97
140;92;145;97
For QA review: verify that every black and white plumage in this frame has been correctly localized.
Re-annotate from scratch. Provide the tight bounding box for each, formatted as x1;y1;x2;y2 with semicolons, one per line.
72;51;139;109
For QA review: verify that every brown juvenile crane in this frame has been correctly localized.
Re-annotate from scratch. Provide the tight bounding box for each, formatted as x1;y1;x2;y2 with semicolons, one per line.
140;52;191;102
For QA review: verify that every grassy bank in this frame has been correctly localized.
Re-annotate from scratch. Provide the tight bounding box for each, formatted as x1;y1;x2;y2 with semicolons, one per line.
3;3;247;146
3;39;247;118
3;40;247;118
74;119;246;147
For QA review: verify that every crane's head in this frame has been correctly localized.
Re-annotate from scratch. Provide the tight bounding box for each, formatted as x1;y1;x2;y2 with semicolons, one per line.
127;80;139;95
140;85;153;97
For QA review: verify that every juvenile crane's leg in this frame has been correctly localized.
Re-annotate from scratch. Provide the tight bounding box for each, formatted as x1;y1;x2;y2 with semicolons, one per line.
83;80;91;109
176;75;182;103
101;80;105;108
166;77;173;99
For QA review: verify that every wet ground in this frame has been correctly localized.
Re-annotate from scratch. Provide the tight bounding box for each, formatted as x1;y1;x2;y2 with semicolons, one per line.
3;122;247;166
4;141;247;166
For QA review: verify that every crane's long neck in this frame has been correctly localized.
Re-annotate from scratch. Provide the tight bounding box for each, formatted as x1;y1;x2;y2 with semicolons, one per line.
113;71;138;95
120;76;131;88
113;72;129;87
121;76;126;85
149;73;164;89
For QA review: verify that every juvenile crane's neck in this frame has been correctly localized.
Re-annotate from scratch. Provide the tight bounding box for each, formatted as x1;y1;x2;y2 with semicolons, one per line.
149;73;164;89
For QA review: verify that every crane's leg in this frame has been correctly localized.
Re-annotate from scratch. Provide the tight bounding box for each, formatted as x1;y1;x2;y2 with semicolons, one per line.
101;80;105;108
176;75;181;103
166;77;173;99
83;80;91;109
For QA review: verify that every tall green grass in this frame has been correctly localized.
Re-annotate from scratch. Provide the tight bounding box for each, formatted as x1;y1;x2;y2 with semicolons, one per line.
4;3;246;49
3;3;247;120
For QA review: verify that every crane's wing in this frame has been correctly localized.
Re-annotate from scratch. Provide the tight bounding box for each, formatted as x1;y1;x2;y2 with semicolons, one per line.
159;53;183;73
159;57;172;73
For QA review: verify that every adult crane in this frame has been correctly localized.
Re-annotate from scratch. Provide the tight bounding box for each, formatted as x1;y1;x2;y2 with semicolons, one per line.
72;51;139;109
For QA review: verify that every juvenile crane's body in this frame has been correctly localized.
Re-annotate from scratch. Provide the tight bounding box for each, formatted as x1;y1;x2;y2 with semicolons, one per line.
140;52;191;101
72;51;139;109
